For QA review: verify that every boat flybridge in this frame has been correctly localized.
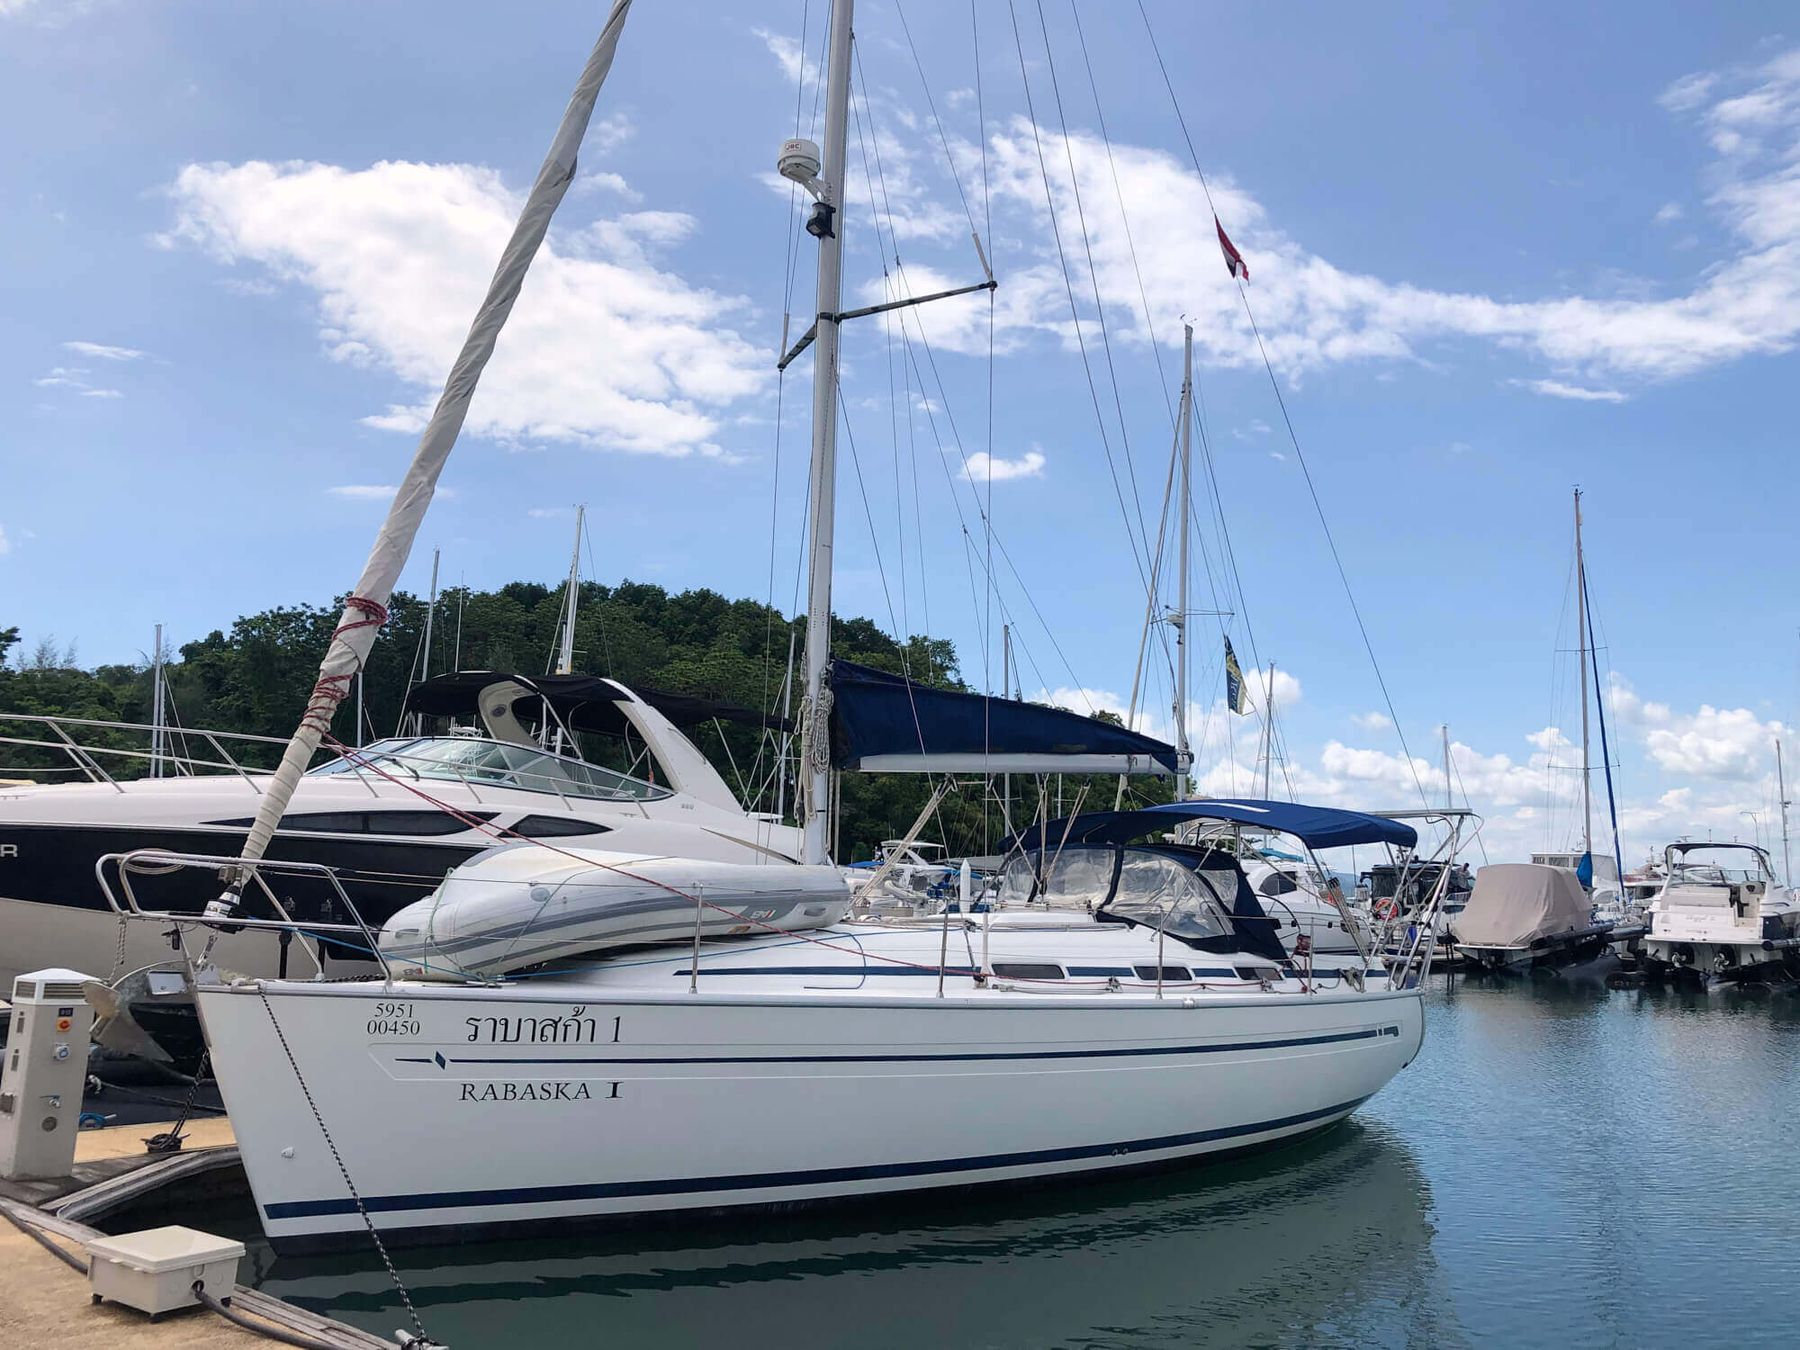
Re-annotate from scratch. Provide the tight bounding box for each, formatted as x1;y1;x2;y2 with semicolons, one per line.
0;671;798;987
102;797;1449;1247
1622;842;1800;988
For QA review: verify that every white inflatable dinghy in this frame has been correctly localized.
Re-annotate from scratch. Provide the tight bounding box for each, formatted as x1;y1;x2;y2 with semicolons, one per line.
379;843;850;980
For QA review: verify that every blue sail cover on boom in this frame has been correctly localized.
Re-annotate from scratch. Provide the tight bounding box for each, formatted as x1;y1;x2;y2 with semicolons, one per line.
827;660;1179;775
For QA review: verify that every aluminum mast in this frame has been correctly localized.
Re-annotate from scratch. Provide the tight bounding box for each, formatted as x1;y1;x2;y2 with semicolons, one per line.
798;0;854;866
555;505;586;675
1574;488;1593;866
1174;324;1193;800
1779;738;1793;887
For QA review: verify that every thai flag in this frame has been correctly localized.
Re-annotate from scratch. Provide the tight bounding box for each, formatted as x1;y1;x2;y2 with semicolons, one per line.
1215;216;1248;281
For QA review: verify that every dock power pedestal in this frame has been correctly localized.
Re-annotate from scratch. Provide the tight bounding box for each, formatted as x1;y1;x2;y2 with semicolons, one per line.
0;968;97;1181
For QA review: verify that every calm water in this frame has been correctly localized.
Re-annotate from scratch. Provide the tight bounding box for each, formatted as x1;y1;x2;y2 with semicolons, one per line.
224;975;1800;1347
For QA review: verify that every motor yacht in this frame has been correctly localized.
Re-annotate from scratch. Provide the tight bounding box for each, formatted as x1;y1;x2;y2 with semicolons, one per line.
1624;842;1800;988
0;673;797;986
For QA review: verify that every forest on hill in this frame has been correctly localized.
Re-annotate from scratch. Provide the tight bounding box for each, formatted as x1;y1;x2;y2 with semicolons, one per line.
1;581;1164;861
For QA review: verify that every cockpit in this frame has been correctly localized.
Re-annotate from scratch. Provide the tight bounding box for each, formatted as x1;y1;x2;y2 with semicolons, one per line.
997;843;1282;957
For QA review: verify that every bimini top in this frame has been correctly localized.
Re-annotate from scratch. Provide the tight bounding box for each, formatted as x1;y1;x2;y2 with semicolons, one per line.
405;671;788;737
827;659;1179;776
1008;799;1418;852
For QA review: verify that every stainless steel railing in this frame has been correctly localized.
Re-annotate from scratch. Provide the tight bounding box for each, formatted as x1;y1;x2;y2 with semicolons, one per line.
95;849;395;986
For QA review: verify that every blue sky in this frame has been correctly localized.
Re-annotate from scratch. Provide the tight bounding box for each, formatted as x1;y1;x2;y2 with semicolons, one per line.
2;0;1796;866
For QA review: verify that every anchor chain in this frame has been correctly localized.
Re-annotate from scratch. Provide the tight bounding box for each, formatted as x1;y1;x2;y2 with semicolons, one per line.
257;989;439;1347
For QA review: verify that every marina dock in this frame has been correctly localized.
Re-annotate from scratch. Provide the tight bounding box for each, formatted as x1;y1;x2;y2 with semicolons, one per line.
0;1117;387;1350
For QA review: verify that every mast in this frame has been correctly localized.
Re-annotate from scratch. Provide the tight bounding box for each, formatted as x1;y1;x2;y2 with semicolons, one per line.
1574;488;1593;864
1174;324;1193;800
420;547;441;686
555;505;586;675
1001;622;1012;834
1259;661;1276;798
798;0;854;866
150;622;166;780
215;2;638;903
1779;738;1793;886
775;627;798;824
1442;724;1452;810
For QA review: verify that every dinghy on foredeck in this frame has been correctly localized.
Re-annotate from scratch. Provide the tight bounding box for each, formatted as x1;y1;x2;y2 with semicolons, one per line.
378;845;850;980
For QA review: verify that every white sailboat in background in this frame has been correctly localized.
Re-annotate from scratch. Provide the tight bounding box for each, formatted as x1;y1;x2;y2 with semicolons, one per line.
82;0;1460;1252
1455;489;1624;971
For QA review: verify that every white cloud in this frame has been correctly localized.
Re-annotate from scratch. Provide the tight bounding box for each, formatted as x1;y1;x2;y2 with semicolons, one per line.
752;27;812;86
1351;711;1392;732
33;361;124;399
327;484;397;500
164;158;767;459
1510;378;1628;403
917;48;1800;390
1654;201;1684;224
527;506;571;519
572;170;640;203
0;525;10;556
1609;677;1787;779
963;449;1045;482
62;340;144;361
585;113;633;154
1659;72;1717;113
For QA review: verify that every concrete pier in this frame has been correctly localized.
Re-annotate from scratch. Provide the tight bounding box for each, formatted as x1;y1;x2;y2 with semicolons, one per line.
0;1117;392;1349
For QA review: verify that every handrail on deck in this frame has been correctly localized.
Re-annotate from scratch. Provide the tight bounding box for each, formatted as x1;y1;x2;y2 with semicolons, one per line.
94;849;393;987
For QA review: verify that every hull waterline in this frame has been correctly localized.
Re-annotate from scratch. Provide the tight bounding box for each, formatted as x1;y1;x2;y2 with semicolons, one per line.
198;977;1425;1248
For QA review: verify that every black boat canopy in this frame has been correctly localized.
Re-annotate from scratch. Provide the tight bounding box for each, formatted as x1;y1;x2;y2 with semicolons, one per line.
403;671;789;737
1007;799;1418;852
826;659;1179;776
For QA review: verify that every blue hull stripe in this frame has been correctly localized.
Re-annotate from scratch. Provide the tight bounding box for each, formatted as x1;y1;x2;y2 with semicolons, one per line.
264;1094;1373;1221
429;1023;1401;1069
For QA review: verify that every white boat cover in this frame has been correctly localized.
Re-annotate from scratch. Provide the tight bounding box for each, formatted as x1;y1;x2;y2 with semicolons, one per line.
1452;863;1589;949
379;845;850;981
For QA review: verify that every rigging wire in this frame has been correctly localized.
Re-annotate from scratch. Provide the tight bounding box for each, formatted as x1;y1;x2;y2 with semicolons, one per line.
1004;0;1153;599
1135;0;1430;809
1032;0;1156;569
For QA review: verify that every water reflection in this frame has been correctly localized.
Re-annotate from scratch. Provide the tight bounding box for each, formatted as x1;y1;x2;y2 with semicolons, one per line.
209;980;1800;1347
249;1122;1453;1349
1372;977;1800;1347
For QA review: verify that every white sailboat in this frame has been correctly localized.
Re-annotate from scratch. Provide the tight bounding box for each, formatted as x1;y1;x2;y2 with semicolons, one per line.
94;0;1450;1249
1454;490;1622;971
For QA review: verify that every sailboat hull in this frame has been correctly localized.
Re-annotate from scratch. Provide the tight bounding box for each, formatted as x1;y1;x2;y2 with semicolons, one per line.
197;977;1424;1247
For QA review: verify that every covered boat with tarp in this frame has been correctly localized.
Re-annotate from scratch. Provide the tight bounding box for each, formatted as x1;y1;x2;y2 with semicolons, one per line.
1451;863;1612;971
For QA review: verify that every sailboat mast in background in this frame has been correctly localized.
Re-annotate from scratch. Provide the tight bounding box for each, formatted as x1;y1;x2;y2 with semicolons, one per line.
1574;488;1593;865
1173;324;1194;801
555;505;587;675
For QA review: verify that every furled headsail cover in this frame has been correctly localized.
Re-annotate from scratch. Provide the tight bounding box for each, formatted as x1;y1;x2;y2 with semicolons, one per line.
827;659;1178;775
